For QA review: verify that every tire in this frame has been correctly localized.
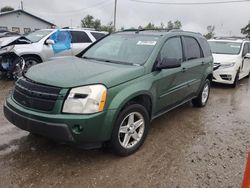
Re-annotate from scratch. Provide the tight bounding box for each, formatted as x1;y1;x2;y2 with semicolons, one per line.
110;104;150;156
246;71;250;78
23;56;41;73
232;71;239;88
192;79;210;107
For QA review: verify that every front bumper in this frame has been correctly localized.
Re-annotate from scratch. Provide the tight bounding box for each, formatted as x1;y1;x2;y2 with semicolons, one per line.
4;96;117;148
212;67;237;84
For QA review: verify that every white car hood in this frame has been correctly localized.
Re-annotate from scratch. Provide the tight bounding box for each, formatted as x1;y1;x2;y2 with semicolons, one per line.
212;53;240;64
0;36;31;48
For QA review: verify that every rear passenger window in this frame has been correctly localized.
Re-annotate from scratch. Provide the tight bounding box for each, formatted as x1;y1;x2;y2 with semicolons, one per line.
198;37;212;57
159;37;183;63
70;31;92;43
91;32;106;40
183;37;202;60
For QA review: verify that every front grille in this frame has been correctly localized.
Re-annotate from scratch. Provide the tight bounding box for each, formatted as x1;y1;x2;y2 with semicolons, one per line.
220;74;232;81
13;77;61;111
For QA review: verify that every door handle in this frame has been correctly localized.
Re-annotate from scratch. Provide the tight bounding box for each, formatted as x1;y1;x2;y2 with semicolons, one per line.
201;61;205;66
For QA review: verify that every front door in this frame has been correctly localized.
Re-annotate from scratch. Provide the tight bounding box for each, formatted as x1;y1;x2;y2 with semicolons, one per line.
241;43;250;77
155;36;187;113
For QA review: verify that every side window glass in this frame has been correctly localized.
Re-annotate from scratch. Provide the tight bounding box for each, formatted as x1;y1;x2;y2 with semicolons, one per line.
243;43;248;56
159;37;183;63
91;32;106;40
183;37;202;61
248;43;250;53
70;31;92;43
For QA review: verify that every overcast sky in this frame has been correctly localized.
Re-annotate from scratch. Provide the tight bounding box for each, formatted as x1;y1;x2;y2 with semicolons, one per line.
1;0;250;36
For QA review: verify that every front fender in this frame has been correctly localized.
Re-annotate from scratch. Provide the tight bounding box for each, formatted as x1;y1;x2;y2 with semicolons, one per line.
106;76;155;124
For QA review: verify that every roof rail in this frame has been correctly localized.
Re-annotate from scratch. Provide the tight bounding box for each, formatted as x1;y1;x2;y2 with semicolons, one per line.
214;36;249;41
61;27;96;31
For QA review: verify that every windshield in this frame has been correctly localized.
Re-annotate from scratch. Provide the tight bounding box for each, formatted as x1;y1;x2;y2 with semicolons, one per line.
208;41;242;55
25;30;52;43
83;34;160;65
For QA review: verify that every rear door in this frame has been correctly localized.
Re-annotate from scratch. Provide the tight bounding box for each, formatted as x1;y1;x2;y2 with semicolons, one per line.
181;36;205;98
70;31;93;55
155;36;187;112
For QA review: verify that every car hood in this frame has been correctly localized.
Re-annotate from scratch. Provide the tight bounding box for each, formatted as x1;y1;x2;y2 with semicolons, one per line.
0;36;31;48
25;56;145;88
212;53;240;64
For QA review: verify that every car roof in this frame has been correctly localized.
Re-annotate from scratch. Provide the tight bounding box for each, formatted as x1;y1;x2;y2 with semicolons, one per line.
208;37;249;43
37;28;108;34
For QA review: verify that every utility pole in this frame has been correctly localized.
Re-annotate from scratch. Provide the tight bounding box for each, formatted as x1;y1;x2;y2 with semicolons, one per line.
21;1;24;10
113;0;117;31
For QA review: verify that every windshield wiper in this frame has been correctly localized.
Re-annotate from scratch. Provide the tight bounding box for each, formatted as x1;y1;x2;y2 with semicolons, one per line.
83;56;136;66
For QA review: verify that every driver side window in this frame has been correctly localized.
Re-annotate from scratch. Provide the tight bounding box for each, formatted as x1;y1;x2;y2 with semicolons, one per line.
159;37;183;63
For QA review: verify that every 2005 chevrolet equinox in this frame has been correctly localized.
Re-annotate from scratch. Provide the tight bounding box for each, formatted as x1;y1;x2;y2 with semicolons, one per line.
4;30;213;156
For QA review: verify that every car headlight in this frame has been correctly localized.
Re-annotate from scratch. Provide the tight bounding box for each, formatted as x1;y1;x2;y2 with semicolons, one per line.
220;62;236;69
62;85;107;114
0;45;15;55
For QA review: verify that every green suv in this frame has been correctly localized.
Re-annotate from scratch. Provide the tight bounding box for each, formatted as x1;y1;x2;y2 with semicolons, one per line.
4;30;213;156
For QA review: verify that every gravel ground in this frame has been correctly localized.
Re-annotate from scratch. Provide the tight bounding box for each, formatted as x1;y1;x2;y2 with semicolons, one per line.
0;78;250;188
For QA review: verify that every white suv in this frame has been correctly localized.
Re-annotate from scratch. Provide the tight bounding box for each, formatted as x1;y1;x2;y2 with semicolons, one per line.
0;28;107;69
208;38;250;87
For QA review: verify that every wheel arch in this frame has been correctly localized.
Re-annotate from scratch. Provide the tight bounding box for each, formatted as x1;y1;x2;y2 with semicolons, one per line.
21;54;43;63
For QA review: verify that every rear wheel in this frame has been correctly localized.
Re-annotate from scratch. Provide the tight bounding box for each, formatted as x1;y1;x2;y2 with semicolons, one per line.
192;79;210;107
110;104;150;156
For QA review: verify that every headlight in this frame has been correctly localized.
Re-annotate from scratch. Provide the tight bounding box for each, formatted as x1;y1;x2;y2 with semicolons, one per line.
220;62;236;69
62;85;107;114
0;45;15;55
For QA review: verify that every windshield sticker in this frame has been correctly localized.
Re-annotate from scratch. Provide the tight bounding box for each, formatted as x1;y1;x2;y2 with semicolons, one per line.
230;45;241;48
137;41;157;46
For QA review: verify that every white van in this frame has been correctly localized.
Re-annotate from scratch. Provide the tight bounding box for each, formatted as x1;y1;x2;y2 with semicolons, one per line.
208;37;250;87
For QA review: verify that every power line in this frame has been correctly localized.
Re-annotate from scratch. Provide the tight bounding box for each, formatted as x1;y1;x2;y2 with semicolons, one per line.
130;0;250;5
25;0;113;15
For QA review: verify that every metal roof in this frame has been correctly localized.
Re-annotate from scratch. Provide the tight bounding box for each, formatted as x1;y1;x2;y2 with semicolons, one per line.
0;9;55;26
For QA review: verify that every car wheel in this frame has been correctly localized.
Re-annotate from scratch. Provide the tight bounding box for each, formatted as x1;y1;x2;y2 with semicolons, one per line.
110;104;150;156
192;79;210;107
232;71;239;88
23;56;41;73
246;71;250;78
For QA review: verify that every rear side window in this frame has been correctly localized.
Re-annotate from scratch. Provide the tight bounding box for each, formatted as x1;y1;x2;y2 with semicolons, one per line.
91;32;106;40
70;31;92;43
198;37;212;57
183;37;202;61
159;37;183;63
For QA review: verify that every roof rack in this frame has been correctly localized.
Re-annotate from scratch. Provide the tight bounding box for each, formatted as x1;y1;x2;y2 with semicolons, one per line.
61;27;96;31
213;36;249;41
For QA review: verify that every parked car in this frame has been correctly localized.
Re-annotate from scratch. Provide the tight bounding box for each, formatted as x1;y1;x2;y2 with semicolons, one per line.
4;30;213;156
0;28;108;78
208;37;250;87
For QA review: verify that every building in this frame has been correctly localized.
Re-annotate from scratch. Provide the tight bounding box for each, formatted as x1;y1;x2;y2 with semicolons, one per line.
0;9;55;34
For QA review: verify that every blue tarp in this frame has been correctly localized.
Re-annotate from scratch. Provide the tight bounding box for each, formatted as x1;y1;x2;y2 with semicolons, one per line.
50;30;72;54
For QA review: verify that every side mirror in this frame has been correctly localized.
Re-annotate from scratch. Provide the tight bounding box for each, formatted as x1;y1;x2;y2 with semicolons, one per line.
45;39;55;45
244;53;250;59
156;57;181;69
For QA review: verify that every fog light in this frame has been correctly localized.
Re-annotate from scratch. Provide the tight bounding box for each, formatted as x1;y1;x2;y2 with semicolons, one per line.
72;124;84;134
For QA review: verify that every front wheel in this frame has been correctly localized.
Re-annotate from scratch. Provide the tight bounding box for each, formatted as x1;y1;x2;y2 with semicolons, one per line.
232;71;239;88
110;104;150;156
23;56;41;73
192;79;210;107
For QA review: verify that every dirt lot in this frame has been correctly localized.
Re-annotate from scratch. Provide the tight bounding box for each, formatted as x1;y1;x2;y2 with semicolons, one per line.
0;79;250;188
